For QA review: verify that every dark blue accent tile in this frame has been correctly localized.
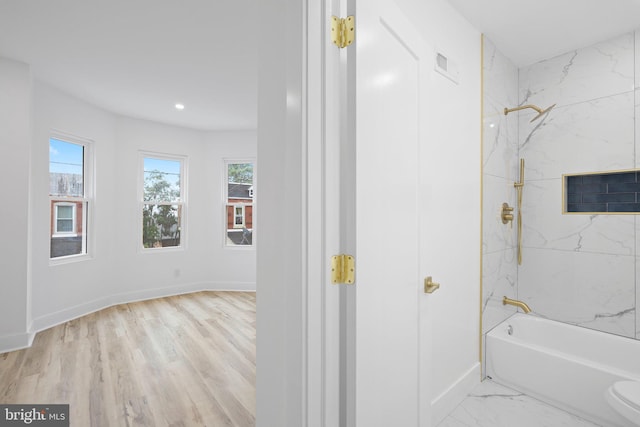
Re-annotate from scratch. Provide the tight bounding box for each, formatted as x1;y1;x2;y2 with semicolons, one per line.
574;183;607;193
567;193;581;204
584;172;636;184
582;175;605;184
608;203;640;212
584;193;636;203
608;172;637;183
566;176;582;192
608;182;640;193
567;203;607;212
566;171;640;213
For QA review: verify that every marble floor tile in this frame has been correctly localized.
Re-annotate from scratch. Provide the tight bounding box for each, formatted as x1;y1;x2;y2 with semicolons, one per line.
437;380;601;427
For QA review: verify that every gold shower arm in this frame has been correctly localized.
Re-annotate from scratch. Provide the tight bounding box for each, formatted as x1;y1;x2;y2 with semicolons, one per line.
504;103;556;123
504;104;543;115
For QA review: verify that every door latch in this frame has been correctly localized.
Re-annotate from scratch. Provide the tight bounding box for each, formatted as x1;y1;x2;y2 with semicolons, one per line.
424;276;440;294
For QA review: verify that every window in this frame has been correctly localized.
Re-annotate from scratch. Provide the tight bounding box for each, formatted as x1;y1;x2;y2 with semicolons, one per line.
234;205;246;228
49;136;92;259
141;154;185;249
225;161;254;246
53;203;76;234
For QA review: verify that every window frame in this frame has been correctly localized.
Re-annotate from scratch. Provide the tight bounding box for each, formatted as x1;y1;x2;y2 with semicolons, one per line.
233;204;246;228
139;151;188;252
49;132;94;264
53;202;77;236
223;158;256;248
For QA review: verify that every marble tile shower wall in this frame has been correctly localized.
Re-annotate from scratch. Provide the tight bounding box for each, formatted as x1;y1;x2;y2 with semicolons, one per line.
516;30;639;338
482;37;519;336
483;30;640;343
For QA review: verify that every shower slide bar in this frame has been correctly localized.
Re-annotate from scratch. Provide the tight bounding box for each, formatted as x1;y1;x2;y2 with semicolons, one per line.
515;158;524;265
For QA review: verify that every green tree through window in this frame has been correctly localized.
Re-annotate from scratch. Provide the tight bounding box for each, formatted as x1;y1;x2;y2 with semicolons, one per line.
227;163;253;184
142;157;183;248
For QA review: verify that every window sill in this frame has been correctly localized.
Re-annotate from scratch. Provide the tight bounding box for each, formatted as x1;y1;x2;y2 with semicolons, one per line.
224;244;255;251
49;253;92;266
139;245;185;254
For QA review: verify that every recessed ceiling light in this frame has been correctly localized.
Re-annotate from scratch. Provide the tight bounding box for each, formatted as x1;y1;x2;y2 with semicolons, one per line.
175;103;185;110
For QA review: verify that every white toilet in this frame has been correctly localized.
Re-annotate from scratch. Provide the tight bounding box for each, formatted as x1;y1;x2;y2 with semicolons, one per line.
606;381;640;426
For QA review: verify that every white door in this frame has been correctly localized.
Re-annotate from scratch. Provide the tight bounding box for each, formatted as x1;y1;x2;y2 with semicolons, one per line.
343;0;433;425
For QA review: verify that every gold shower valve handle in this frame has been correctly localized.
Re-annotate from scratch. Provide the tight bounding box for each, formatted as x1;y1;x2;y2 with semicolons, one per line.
501;202;514;226
424;276;440;294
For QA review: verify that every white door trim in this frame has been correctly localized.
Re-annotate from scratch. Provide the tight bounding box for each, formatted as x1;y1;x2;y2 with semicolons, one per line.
305;0;342;425
256;0;342;425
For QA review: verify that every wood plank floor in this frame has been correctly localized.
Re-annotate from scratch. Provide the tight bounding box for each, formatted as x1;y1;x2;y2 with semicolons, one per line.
0;291;256;426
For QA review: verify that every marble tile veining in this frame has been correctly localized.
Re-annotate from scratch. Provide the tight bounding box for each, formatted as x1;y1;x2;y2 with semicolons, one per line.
483;37;519;108
484;24;640;351
636;88;640;168
482;250;517;335
518;248;635;338
519;32;634;109
483;96;518;179
437;380;601;427
519;91;635;179
635;30;640;89
482;175;517;254
483;35;519;183
482;35;522;350
523;179;636;256
636;217;640;340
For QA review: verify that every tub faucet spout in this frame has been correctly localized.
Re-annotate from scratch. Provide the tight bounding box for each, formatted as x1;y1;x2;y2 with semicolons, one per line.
503;296;532;314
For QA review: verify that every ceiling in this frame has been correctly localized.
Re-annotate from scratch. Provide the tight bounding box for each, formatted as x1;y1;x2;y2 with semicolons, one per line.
446;0;640;68
1;1;639;131
0;0;258;131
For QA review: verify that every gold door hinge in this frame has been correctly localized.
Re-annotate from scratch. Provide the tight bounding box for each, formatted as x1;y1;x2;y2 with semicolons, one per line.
331;254;355;284
331;16;355;48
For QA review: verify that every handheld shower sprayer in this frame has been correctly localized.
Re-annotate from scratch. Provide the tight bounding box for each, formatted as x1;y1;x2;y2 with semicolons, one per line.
504;103;556;122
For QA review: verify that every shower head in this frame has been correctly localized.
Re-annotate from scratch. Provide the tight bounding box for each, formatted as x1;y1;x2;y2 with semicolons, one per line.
504;103;556;122
530;103;556;122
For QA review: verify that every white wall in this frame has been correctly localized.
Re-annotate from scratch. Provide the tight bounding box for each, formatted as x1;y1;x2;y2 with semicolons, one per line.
204;131;257;288
0;58;32;351
112;117;215;297
114;120;257;296
255;0;305;424
0;77;256;351
31;82;119;328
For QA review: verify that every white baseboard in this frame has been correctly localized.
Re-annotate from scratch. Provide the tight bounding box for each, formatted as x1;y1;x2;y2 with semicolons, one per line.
0;331;35;354
432;362;481;426
1;282;255;354
207;281;256;292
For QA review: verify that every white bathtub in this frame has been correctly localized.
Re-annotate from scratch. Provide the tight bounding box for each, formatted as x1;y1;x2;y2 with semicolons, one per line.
486;313;640;427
